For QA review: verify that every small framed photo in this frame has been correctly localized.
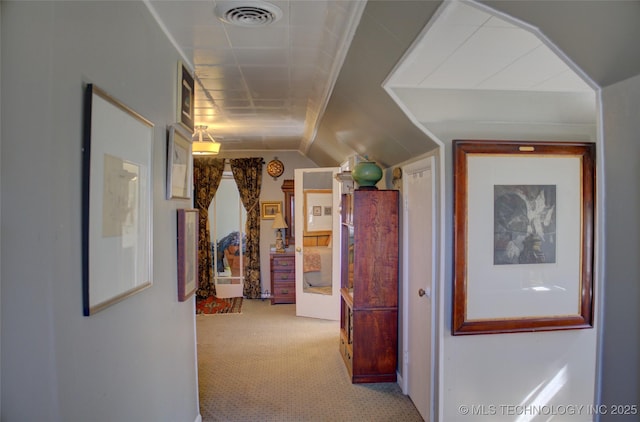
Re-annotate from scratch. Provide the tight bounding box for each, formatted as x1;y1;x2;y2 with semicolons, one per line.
177;209;199;302
166;125;193;200
304;189;332;236
261;201;282;220
177;61;194;132
452;140;595;335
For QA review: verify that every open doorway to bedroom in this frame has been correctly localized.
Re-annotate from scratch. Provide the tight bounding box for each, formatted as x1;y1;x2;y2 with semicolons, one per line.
209;170;246;299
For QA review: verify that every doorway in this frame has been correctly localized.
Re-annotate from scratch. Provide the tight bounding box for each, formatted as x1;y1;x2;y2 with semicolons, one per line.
209;170;246;298
402;155;437;421
293;167;341;320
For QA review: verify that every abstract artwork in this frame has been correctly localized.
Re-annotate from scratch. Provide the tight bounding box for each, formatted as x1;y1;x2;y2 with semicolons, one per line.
494;184;556;265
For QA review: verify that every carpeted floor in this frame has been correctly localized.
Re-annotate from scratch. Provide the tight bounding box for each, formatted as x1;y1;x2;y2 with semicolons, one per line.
196;299;424;421
196;296;243;315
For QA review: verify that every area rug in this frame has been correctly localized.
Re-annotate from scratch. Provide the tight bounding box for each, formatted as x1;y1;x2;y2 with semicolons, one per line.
196;296;243;315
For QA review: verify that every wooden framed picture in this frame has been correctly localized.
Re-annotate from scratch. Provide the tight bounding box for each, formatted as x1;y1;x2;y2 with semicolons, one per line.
177;61;195;132
261;201;282;220
304;189;332;236
82;84;154;316
452;140;595;335
177;209;199;302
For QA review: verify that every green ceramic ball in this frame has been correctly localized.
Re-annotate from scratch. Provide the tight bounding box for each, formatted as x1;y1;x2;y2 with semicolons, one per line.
352;161;382;187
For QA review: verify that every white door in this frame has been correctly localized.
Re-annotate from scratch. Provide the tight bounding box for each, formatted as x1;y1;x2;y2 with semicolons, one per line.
294;167;341;320
403;156;436;421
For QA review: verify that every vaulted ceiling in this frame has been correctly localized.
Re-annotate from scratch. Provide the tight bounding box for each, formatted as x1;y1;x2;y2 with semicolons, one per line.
146;0;640;168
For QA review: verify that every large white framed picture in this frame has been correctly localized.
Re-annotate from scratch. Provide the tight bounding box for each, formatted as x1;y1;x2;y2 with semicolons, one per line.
82;84;154;316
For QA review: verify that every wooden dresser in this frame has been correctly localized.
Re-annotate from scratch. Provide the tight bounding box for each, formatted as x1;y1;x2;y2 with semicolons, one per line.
270;252;295;304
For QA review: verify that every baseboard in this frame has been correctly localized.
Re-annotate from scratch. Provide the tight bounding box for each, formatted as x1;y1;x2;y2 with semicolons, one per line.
397;370;407;394
194;414;202;422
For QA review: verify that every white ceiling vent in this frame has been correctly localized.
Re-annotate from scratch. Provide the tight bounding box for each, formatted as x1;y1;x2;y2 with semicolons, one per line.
214;1;283;27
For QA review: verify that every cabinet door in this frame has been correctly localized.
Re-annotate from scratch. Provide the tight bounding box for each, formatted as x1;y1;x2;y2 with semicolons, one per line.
352;190;399;308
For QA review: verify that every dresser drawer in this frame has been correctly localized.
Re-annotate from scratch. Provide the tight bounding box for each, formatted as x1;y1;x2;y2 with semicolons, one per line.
271;256;294;270
272;270;294;283
273;282;295;303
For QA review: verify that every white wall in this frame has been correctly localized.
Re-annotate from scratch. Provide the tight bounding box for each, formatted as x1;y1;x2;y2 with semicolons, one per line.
600;73;640;419
425;133;600;422
383;2;610;419
387;60;602;422
1;2;199;421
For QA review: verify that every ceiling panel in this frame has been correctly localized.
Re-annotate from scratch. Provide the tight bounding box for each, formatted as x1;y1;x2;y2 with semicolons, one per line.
233;48;289;66
422;26;541;89
224;26;289;48
146;0;365;155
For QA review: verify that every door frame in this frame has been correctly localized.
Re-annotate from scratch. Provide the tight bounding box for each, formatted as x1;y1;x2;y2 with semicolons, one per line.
401;154;438;421
293;167;341;320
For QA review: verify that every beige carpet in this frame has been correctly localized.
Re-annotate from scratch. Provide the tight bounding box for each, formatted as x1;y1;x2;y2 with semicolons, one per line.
196;299;424;422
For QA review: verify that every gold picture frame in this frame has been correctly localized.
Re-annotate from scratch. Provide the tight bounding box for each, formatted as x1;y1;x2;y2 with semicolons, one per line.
261;201;282;220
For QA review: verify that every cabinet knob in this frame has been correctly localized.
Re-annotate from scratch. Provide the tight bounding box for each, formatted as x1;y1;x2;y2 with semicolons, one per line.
295;247;302;253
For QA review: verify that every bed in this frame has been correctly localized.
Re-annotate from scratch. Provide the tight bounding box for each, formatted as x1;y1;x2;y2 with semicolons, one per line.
302;246;333;295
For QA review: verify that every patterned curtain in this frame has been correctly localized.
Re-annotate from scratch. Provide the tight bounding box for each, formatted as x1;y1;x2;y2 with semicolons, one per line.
194;157;225;298
230;158;263;299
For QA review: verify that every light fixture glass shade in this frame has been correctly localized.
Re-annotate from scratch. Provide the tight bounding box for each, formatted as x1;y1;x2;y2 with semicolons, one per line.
192;141;221;155
192;125;221;155
271;212;288;229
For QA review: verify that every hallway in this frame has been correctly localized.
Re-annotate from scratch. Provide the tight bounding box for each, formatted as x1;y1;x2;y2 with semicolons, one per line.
196;299;423;421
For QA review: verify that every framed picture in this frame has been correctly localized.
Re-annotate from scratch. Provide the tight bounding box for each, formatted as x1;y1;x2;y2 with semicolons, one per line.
82;84;154;316
177;61;194;132
166;124;193;200
261;201;282;220
452;140;595;335
304;189;332;235
177;209;199;301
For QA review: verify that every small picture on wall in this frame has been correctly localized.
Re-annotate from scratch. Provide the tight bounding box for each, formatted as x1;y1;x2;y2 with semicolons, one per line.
177;61;194;132
494;184;556;265
304;189;332;236
261;201;282;220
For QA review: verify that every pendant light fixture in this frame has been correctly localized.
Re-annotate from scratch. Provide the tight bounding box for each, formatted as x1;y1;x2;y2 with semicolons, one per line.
192;125;221;155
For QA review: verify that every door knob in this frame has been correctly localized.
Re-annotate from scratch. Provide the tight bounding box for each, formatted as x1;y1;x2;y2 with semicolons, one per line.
418;288;426;297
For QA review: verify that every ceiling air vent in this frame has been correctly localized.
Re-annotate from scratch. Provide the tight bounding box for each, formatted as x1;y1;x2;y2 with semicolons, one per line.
214;1;283;27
